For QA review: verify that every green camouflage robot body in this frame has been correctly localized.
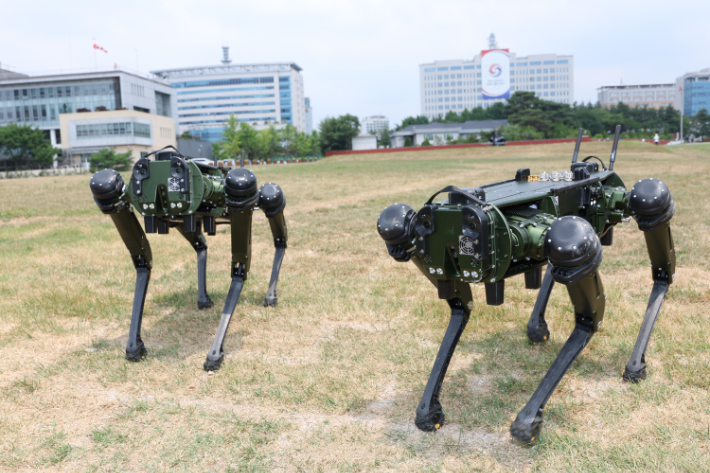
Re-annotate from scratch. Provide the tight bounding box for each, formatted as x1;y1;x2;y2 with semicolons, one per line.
90;147;288;371
377;127;676;443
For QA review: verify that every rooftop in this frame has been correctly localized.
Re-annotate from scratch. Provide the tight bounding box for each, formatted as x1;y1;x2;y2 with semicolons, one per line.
151;62;303;79
598;84;675;90
0;67;170;85
392;120;507;136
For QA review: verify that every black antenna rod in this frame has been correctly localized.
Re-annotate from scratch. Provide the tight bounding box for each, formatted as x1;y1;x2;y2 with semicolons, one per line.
240;150;245;168
571;128;583;163
609;125;621;171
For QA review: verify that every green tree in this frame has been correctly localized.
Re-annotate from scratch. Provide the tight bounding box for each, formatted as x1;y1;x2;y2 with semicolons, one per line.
378;125;391;148
214;116;259;161
404;137;413;147
421;137;432;146
0;123;58;170
396;115;429;130
178;131;194;140
318;114;360;152
89;148;133;172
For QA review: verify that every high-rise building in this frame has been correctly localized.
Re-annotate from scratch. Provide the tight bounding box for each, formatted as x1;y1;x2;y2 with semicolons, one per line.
597;84;676;109
0;68;176;147
676;68;710;117
419;35;573;119
152;47;306;142
305;97;313;135
361;115;389;135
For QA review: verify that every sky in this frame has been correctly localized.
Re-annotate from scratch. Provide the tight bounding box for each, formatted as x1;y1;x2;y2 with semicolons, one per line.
1;0;708;128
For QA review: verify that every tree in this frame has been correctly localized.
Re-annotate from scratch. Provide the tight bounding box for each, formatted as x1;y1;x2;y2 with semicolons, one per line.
318;114;360;152
404;137;413;147
0;123;58;170
421;138;432;146
396;115;429;130
378;125;391;148
214;115;259;161
89;148;133;172
178;131;194;140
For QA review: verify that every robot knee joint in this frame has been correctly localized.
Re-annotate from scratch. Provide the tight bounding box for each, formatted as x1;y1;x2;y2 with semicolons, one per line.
628;178;674;231
545;216;602;284
89;169;125;214
258;183;286;216
377;204;416;262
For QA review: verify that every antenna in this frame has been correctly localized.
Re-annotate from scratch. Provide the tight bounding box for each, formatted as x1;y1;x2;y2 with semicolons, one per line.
240;150;245;168
571;128;583;163
488;33;498;49
609;125;621;171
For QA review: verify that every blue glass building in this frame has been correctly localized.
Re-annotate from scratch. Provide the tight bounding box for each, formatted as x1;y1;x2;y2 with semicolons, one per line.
152;48;306;142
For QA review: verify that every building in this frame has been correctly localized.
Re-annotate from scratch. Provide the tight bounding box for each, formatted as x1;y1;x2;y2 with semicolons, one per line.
597;84;676;109
176;137;213;160
59;109;176;167
676;68;710;117
420;34;573;119
391;119;507;148
361;115;389;135
0;68;176;147
352;135;377;150
305;97;313;135
152;47;307;142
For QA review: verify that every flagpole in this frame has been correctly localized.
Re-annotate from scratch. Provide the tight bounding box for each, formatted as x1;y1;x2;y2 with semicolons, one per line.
93;38;97;71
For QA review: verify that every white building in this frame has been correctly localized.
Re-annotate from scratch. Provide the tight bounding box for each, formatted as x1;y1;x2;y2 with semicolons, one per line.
361;115;389;135
352;135;377;150
597;84;676;109
391;119;507;148
0;68;176;147
152;47;306;142
420;35;573;119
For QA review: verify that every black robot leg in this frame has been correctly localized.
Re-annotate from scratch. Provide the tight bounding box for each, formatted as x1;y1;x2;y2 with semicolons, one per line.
205;170;258;371
623;179;676;382
414;279;473;432
90;169;153;362
176;222;213;310
526;265;555;343
511;217;605;443
258;183;288;307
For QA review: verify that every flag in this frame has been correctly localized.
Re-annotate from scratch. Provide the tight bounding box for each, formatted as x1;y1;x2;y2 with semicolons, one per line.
93;44;108;54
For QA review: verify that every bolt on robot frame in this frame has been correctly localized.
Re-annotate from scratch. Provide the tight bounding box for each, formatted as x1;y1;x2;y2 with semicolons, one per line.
89;147;287;371
377;126;675;443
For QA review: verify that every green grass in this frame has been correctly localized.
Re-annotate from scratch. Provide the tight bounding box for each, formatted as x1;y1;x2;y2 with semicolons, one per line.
0;141;709;471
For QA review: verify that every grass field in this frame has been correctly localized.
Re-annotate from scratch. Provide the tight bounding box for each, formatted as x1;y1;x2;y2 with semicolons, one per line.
1;142;709;472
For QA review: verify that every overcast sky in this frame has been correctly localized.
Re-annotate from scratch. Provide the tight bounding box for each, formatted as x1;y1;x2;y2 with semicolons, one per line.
1;0;708;128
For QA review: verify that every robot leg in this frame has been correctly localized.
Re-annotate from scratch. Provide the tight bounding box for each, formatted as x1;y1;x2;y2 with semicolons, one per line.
258;183;288;307
90;170;153;362
511;217;605;443
526;265;555;343
623;179;676;382
176;222;213;310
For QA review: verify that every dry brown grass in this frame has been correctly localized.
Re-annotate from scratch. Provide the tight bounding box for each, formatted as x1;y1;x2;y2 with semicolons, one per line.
0;141;709;472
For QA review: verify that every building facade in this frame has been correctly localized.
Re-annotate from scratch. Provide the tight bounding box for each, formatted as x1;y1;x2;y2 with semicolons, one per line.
152;48;307;142
0;69;176;147
59;109;176;167
391;119;507;148
305;97;313;135
361;115;389;135
676;68;710;117
597;84;676;109
420;42;573;119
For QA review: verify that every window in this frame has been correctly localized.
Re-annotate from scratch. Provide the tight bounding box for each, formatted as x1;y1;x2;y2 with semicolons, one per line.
517;62;528;66
444;75;449;79
530;61;541;65
543;60;554;65
425;67;435;72
450;66;461;70
463;65;475;70
437;67;449;71
543;69;548;73
557;59;569;64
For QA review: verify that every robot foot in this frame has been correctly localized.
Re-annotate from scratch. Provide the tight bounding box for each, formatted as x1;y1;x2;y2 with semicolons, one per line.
263;296;277;307
510;412;543;444
414;405;446;432
203;354;224;372
527;322;550;343
198;296;214;310
125;344;147;362
623;366;647;383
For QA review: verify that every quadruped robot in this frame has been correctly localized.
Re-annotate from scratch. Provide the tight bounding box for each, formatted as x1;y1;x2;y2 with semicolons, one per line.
377;126;676;443
89;147;287;371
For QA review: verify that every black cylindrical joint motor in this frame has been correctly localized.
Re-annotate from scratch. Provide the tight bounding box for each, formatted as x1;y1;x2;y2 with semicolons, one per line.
628;178;676;282
258;183;286;217
89;169;125;214
545;216;605;332
377;203;416;261
224;168;258;211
